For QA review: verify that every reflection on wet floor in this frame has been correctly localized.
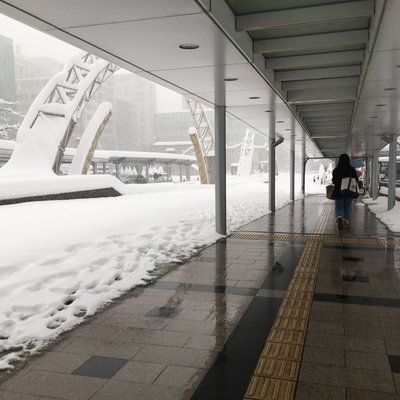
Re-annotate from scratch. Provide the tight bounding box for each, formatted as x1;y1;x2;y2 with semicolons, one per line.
0;195;399;400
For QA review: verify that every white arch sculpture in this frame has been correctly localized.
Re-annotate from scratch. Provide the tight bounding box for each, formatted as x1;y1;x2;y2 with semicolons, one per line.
0;52;118;177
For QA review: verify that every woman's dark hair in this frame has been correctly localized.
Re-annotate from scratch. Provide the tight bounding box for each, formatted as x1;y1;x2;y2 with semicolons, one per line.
337;153;351;169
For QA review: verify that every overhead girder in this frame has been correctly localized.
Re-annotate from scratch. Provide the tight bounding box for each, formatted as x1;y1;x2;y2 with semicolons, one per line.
276;66;362;82
282;77;359;91
266;51;364;70
287;87;357;104
255;30;368;55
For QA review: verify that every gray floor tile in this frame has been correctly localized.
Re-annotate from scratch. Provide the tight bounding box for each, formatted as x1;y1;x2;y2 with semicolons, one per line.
61;337;144;359
302;346;345;366
116;327;192;347
346;350;390;371
90;380;183;400
346;368;396;393
154;365;205;389
134;345;214;368
346;388;400;400
294;382;345;400
184;334;226;351
5;370;106;400
0;392;40;400
31;351;90;373
113;360;166;384
308;320;344;335
69;323;127;340
72;356;128;379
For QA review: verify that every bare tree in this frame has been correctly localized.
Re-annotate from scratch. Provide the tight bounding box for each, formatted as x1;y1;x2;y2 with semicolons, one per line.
0;98;23;140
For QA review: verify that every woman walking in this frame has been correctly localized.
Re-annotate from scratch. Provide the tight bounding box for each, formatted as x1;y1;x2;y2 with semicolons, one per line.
332;153;359;231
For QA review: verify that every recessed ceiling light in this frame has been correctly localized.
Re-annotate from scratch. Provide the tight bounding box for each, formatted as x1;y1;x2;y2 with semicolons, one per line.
224;78;238;81
376;104;387;107
265;110;272;113
384;87;397;91
367;125;373;127
285;128;291;130
179;44;199;50
370;116;379;119
277;120;284;123
249;96;260;99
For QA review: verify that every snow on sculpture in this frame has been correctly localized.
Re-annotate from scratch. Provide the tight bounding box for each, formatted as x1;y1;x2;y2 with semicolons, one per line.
69;102;112;175
237;129;255;178
185;97;215;184
0;52;118;177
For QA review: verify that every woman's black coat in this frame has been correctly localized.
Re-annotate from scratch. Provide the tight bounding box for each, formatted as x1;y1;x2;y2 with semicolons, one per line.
332;166;358;198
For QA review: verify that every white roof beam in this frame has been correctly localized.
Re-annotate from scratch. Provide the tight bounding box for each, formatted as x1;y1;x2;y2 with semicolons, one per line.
311;134;349;138
255;30;368;54
305;118;352;124
300;110;353;117
297;103;354;112
267;51;364;70
288;87;357;103
237;0;374;31
276;66;361;82
282;77;358;91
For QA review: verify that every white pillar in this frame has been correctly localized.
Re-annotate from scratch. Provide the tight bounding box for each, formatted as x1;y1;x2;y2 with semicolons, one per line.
215;105;226;235
388;134;397;210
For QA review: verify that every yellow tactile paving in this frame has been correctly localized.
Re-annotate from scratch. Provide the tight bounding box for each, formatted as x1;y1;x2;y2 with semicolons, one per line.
262;343;303;362
245;376;296;400
243;208;328;400
231;231;397;248
255;358;300;380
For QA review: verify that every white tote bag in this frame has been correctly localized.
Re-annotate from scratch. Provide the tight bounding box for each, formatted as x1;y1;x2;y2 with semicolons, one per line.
340;177;359;198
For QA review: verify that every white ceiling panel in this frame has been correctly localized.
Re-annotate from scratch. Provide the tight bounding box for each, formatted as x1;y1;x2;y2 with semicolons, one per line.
62;14;245;72
137;63;268;96
5;0;202;30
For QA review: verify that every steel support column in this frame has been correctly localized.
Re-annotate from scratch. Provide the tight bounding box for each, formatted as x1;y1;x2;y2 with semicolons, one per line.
387;134;397;210
371;150;379;200
290;118;295;202
269;109;276;211
301;136;306;195
215;105;226;235
186;164;191;181
364;156;369;194
179;164;183;182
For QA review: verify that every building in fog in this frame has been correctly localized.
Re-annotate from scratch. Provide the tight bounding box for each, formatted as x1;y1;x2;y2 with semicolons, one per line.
0;34;16;101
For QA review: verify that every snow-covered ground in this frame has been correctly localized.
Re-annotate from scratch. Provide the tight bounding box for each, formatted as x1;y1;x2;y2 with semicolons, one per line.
0;173;316;370
2;163;397;371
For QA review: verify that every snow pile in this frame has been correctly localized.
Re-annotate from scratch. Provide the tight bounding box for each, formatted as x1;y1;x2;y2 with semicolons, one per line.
362;196;400;232
0;174;303;370
0;175;125;200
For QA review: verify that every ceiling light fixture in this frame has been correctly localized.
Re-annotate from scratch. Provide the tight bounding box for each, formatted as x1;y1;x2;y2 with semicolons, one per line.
224;78;238;81
265;110;272;113
179;44;199;50
370;116;379;119
249;96;260;99
384;87;397;91
277;120;284;123
376;104;387;107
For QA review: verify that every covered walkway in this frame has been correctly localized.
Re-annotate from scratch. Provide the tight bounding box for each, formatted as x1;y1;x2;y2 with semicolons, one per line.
1;195;399;400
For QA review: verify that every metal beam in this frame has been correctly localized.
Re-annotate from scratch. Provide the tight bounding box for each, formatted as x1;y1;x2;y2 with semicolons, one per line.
237;0;374;31
282;77;359;91
299;110;353;117
267;51;364;71
215;105;226;235
297;103;354;112
214;106;226;235
276;66;361;82
255;30;368;54
288;86;357;103
311;134;348;138
304;116;353;122
290;118;295;202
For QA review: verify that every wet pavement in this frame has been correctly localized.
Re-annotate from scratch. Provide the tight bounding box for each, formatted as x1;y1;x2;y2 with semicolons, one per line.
0;195;399;400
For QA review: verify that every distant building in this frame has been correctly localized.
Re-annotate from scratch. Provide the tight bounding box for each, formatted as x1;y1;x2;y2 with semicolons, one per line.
0;34;16;101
